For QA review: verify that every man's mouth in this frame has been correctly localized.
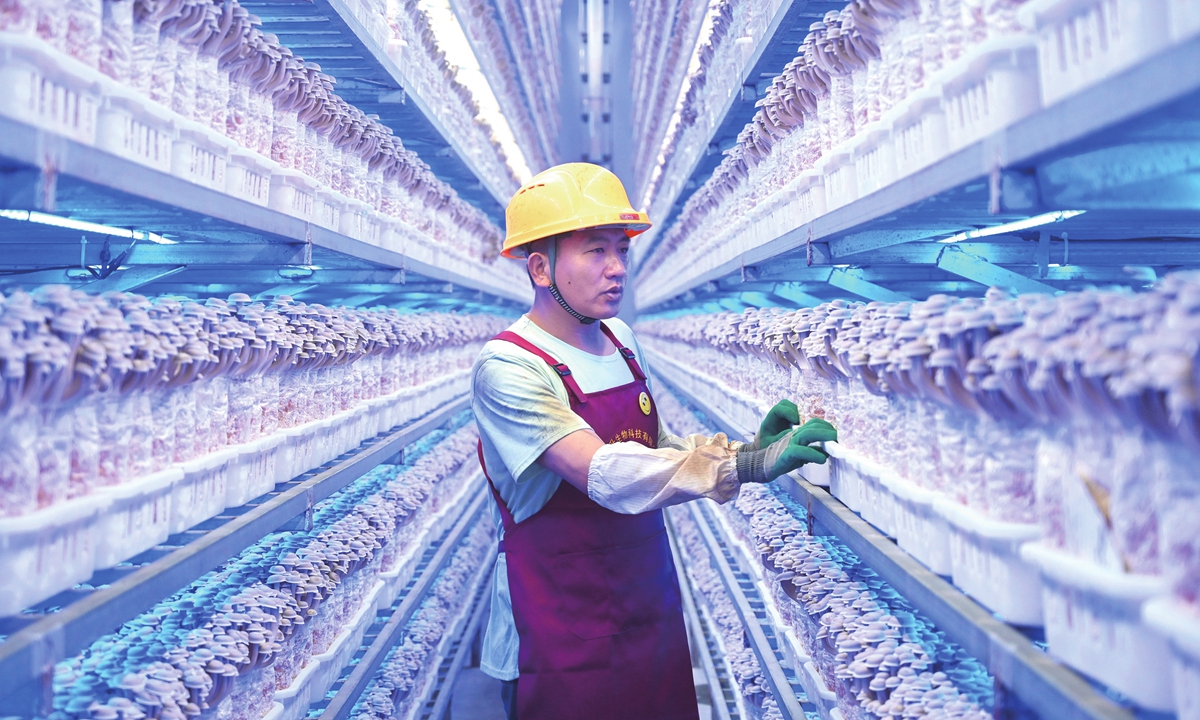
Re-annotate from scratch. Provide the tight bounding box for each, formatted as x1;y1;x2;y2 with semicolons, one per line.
600;288;623;299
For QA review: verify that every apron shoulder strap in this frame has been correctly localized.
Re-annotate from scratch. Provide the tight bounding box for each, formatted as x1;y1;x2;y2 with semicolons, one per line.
492;330;589;405
598;323;648;382
478;439;516;550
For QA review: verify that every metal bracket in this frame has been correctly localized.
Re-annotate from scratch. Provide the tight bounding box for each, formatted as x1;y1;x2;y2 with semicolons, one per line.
827;267;912;302
937;246;1057;295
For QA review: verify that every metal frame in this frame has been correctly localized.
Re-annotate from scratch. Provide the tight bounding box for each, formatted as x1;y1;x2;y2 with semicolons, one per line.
417;540;496;720
666;512;736;720
0;395;471;713
650;368;1135;720
634;0;831;265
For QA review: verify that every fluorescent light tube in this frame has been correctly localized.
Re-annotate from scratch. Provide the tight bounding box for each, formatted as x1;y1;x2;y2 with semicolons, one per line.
0;209;176;243
938;210;1086;244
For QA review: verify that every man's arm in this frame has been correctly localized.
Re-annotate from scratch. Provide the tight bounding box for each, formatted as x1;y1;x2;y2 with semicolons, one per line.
537;429;605;494
538;429;742;514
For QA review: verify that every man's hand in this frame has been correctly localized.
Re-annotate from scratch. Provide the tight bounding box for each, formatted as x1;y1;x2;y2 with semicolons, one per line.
736;418;837;484
749;399;801;450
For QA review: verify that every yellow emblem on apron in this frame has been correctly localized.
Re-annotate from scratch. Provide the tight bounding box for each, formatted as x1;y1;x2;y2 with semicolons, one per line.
639;391;652;416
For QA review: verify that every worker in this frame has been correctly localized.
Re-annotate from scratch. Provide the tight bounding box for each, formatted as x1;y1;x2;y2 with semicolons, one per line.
471;162;836;720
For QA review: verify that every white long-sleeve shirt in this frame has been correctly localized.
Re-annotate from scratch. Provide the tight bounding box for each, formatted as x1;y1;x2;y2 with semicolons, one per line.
471;316;741;681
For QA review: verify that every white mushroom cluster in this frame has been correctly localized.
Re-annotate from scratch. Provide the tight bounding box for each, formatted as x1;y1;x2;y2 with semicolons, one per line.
349;519;496;720
47;422;481;720
669;505;784;717
639;273;1200;592
0;285;506;518
724;484;993;720
638;0;1028;284
384;0;525;194
628;0;714;195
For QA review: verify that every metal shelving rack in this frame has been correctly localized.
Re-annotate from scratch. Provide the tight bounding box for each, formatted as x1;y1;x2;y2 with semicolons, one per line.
634;32;1200;312
633;0;845;267
0;397;473;715
448;0;559;173
317;490;493;720
666;517;740;720
0;114;530;308
674;500;813;720
650;366;1135;720
238;0;513;221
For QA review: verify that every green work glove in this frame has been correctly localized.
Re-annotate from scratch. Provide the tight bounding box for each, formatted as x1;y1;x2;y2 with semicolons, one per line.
736;418;838;484
747;399;802;451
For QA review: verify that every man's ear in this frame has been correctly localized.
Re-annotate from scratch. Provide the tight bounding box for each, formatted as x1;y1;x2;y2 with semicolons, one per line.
527;251;553;288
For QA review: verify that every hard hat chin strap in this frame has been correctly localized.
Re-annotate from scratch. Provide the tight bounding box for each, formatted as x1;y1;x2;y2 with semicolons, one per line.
547;238;597;325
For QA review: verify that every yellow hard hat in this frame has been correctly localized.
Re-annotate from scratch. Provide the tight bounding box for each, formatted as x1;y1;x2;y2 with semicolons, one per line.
502;163;652;259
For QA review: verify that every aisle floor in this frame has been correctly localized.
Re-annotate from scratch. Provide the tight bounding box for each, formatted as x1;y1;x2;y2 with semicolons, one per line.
450;668;507;720
448;667;713;719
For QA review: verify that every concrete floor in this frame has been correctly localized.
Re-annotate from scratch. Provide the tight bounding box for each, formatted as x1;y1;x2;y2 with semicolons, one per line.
450;667;508;720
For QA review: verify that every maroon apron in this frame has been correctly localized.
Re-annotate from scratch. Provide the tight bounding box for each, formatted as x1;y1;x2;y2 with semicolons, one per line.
477;323;698;720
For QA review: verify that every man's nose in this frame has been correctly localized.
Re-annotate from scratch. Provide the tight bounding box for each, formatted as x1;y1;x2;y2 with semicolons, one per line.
605;253;628;279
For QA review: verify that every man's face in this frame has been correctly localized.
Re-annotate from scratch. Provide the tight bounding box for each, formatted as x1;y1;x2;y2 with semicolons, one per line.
530;228;630;319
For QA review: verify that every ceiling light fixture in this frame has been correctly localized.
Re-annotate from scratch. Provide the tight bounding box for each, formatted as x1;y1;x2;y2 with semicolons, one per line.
419;0;532;184
938;210;1086;244
0;209;176;243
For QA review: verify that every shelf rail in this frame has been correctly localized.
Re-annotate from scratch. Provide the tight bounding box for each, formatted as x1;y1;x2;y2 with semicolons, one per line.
417;538;496;720
0;114;530;304
666;514;737;720
634;0;818;269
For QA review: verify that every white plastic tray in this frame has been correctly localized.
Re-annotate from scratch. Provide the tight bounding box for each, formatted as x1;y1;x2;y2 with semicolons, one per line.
1022;542;1171;710
93;466;183;569
1144;596;1200;720
170;447;235;534
941;35;1041;151
852;122;897;198
226;434;285;507
315;189;344;231
0;32;100;145
268;168;318;221
95;86;174;172
889;86;948;177
172;119;229;191
1021;0;1171;106
226;150;274;206
0;374;469;615
0;493;107;616
886;472;953;576
822;150;858;212
935;497;1043;625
